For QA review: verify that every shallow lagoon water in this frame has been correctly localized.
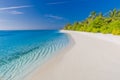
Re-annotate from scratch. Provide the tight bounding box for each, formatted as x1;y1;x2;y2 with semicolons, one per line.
0;30;70;80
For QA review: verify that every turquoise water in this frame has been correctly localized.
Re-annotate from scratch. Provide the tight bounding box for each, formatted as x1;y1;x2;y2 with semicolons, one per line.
0;30;70;80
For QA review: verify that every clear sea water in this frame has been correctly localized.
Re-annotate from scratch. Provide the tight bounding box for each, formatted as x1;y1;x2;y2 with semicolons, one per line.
0;30;70;80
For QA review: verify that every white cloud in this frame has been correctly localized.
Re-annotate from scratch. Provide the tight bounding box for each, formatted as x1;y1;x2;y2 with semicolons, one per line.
8;11;24;14
45;14;64;20
0;5;31;15
46;1;69;5
0;5;31;11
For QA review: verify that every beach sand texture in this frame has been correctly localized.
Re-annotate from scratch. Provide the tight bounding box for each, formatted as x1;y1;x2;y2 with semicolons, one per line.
25;30;120;80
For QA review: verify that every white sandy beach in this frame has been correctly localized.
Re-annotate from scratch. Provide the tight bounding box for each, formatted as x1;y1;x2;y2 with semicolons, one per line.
25;30;120;80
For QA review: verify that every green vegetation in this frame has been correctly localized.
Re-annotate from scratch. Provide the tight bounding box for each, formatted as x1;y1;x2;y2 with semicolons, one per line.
64;9;120;35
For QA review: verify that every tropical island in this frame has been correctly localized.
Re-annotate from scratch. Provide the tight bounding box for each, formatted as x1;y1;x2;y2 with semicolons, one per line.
64;9;120;35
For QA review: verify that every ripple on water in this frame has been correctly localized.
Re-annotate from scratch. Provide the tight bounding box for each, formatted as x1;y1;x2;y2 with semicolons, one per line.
0;31;71;80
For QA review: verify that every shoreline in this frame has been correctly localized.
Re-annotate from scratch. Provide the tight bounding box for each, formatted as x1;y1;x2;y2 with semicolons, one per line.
61;30;120;45
24;30;74;80
24;30;120;80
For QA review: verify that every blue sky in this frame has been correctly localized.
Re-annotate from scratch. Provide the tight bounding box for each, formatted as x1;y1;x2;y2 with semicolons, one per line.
0;0;120;30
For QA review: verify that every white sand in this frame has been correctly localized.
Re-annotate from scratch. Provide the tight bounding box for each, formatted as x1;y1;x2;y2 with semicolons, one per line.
25;30;120;80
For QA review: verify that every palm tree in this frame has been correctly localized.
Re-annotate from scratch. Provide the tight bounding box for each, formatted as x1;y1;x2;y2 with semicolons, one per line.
89;11;97;19
108;8;118;22
109;8;117;18
98;13;103;17
64;23;72;30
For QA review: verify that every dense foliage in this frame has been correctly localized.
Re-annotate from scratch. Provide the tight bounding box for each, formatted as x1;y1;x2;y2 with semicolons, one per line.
64;9;120;35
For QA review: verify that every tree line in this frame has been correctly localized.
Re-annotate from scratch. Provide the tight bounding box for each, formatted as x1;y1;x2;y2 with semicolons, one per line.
64;9;120;35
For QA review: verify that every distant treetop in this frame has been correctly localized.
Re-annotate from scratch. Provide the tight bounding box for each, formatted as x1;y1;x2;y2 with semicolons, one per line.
64;8;120;35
